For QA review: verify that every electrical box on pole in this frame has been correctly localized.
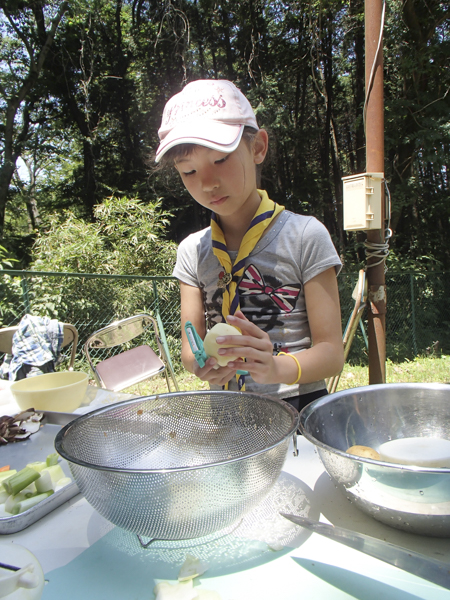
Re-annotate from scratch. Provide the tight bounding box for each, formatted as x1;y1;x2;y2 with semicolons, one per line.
342;173;384;231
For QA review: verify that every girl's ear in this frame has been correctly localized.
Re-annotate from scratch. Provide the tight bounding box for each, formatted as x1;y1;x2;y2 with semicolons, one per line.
253;129;269;164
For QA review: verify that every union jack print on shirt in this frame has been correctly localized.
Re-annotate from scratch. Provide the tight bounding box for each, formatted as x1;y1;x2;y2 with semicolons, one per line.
239;265;301;312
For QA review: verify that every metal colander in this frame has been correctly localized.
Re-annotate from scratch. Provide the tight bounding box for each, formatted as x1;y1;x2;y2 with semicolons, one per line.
55;391;298;541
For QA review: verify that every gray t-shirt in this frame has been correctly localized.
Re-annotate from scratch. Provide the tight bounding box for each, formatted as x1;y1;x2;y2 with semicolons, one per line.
173;209;342;400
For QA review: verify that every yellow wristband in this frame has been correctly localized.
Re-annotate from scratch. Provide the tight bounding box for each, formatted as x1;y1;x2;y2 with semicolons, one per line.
277;352;302;385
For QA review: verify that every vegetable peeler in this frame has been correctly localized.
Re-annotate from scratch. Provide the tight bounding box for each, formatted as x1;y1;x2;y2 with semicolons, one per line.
184;321;248;375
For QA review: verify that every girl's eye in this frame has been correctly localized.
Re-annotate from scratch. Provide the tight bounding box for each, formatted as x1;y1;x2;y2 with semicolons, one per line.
215;156;229;165
182;170;196;177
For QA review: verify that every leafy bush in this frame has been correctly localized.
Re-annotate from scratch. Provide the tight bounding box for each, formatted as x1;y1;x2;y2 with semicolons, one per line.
0;197;182;368
32;196;177;276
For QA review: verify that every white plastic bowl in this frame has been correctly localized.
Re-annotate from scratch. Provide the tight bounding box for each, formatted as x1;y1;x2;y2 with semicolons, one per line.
11;371;89;413
0;543;44;599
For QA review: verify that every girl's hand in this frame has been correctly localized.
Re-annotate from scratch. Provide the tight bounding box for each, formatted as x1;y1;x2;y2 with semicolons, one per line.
216;311;281;384
192;355;242;386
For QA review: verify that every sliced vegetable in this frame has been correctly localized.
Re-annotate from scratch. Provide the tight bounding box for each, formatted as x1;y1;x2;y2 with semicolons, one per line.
5;487;35;513
178;554;208;581
3;467;40;496
55;477;72;492
27;461;47;473
153;581;222;600
0;466;10;472
0;452;72;516
35;470;53;494
154;580;198;600
41;464;65;486
0;469;17;482
46;453;59;467
0;474;17;503
10;491;53;515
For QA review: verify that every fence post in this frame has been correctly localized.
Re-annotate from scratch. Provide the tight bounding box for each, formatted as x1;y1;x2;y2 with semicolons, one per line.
410;273;418;356
152;280;175;372
20;275;30;314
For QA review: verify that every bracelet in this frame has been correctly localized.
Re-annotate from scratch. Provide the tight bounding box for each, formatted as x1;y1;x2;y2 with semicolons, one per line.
277;352;302;385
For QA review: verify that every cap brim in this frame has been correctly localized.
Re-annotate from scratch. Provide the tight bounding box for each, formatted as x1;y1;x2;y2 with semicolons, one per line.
155;122;244;163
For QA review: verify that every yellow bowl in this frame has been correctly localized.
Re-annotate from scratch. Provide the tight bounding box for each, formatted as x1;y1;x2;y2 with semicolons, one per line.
11;371;89;413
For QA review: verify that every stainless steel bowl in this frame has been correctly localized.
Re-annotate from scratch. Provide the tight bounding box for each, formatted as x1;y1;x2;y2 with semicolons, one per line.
55;391;298;542
299;383;450;536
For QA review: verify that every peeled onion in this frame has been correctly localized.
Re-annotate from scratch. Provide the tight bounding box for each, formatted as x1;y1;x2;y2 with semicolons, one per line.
203;323;242;367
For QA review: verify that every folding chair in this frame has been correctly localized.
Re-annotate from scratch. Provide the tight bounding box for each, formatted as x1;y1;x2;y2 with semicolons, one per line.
0;323;79;370
327;270;368;394
84;314;179;393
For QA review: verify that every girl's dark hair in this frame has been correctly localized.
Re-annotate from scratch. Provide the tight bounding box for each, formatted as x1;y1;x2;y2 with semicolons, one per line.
154;126;263;185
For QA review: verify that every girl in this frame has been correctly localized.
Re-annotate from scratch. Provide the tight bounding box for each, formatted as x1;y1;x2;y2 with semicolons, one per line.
155;79;344;412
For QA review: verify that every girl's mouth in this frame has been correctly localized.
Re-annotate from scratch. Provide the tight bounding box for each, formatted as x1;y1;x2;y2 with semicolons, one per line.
210;196;228;206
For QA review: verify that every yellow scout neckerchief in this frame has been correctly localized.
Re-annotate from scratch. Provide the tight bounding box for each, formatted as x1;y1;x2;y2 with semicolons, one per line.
210;189;285;390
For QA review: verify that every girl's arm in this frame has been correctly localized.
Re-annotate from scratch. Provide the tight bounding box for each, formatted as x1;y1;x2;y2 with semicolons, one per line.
179;282;206;373
179;282;241;385
219;267;344;385
296;266;344;382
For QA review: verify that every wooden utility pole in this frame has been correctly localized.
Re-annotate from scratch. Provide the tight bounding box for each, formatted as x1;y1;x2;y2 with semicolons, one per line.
365;0;386;383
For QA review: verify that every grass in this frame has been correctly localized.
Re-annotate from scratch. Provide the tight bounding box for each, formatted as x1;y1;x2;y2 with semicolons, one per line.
338;355;450;389
124;354;450;396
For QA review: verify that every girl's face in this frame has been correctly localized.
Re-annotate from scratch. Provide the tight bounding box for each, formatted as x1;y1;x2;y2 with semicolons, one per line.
174;130;268;220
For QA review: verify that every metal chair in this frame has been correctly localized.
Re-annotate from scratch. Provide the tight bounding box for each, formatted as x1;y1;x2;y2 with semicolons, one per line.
84;314;179;393
0;323;79;370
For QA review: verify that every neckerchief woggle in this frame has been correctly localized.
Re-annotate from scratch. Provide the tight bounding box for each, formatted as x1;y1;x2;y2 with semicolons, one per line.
211;189;285;390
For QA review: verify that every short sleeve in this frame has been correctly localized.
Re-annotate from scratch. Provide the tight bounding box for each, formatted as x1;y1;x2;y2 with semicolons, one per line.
300;217;342;283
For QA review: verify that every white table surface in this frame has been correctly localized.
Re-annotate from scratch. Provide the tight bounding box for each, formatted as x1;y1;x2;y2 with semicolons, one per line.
1;388;450;600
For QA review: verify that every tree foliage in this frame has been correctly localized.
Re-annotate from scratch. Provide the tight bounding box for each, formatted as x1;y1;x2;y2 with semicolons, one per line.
0;0;449;272
31;195;177;274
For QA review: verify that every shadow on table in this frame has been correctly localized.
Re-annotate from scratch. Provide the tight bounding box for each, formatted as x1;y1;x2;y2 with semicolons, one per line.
292;558;426;600
88;471;320;577
43;472;319;599
314;471;450;561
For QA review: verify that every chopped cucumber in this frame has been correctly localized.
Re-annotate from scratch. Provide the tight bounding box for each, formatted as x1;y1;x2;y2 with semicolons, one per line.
0;470;17;482
27;461;47;473
46;453;59;467
35;469;53;494
1;453;70;515
3;467;40;496
5;487;35;513
10;491;54;515
55;477;72;492
41;464;65;486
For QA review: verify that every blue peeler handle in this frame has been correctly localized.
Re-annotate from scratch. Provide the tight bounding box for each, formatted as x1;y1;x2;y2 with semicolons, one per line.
184;321;248;375
185;321;208;368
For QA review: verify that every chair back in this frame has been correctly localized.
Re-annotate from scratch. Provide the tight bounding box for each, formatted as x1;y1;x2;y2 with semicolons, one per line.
84;314;179;393
0;323;79;369
86;315;155;349
0;327;16;355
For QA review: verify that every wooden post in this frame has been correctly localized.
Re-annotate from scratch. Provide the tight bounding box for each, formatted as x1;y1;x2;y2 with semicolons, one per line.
365;0;386;383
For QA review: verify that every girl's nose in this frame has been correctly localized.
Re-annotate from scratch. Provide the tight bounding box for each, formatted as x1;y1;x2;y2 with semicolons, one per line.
201;169;219;192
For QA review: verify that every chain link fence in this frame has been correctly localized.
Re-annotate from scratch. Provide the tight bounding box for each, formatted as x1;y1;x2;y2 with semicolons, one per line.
335;271;450;364
0;271;181;373
1;270;449;371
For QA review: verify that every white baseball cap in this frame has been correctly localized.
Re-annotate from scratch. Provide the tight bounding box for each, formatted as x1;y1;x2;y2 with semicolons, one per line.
155;79;259;162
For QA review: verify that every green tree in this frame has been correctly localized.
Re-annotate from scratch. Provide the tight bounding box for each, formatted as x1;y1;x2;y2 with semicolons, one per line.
1;0;449;274
0;0;69;236
384;0;450;268
31;195;177;274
